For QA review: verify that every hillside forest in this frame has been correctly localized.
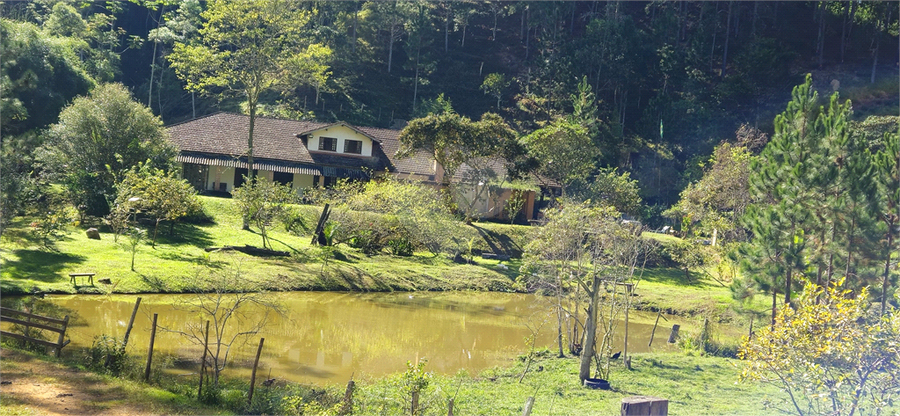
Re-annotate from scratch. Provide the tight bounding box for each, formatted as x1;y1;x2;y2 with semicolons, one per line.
1;1;899;292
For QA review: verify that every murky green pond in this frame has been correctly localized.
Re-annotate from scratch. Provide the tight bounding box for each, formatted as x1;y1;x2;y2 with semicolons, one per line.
3;292;679;385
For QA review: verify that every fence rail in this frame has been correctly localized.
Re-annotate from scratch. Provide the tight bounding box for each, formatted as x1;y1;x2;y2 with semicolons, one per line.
0;307;70;357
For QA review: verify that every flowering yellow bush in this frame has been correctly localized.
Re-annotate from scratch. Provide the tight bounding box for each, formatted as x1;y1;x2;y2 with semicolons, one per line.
739;279;900;416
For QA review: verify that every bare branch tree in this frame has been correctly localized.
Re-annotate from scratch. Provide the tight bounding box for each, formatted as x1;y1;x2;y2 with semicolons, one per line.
159;256;284;387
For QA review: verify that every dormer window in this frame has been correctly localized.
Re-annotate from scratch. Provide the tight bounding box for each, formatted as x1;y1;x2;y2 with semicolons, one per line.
318;137;337;151
344;139;363;154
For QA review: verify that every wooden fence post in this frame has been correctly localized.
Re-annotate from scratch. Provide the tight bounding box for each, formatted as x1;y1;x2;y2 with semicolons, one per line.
521;396;535;416
248;337;265;405
120;297;142;351
340;379;355;415
649;310;662;347
748;317;754;341
55;315;69;358
1;307;71;356
144;313;158;382
198;320;209;399
667;324;680;344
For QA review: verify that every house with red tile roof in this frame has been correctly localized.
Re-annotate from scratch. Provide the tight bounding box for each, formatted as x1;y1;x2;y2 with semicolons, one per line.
166;112;556;221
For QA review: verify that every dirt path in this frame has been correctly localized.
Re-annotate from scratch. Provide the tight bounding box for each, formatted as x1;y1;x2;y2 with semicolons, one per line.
0;348;220;416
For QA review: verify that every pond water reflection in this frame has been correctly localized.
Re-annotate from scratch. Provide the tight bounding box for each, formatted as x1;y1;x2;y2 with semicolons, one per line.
5;291;678;385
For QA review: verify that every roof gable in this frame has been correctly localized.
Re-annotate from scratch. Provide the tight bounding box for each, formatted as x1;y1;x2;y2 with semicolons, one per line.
298;122;381;143
166;112;436;176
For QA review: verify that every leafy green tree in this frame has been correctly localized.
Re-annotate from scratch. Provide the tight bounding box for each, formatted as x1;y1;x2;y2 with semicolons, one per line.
576;168;643;217
667;143;752;244
398;111;517;180
232;177;297;250
0;19;95;137
43;2;88;38
114;164;203;246
480;73;509;109
523;201;651;382
521;118;597;196
168;0;328;183
41;83;175;217
740;279;900;416
126;227;146;272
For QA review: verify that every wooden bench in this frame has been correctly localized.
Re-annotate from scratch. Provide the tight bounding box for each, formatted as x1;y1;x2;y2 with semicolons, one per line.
69;272;95;286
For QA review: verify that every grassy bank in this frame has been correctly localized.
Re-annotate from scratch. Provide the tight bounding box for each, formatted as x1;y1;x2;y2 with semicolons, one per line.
1;196;765;323
0;196;523;295
0;343;784;416
362;352;786;416
239;350;789;415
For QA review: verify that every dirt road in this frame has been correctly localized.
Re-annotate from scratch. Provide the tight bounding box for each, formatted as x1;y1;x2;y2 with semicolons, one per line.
0;348;223;416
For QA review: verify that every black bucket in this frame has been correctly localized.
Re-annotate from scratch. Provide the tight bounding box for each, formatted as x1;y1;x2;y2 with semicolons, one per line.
583;378;611;390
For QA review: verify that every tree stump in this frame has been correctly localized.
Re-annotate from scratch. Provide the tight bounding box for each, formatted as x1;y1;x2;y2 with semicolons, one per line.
621;396;668;416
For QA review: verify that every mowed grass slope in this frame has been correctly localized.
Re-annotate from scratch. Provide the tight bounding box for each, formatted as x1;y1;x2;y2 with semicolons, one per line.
1;196;765;322
0;196;521;295
351;352;785;416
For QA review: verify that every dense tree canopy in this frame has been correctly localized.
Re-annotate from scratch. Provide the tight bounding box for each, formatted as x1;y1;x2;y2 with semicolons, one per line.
0;19;94;137
168;0;330;182
41;83;174;216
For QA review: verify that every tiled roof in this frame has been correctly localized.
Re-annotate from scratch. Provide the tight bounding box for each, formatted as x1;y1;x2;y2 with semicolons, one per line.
166;112;435;176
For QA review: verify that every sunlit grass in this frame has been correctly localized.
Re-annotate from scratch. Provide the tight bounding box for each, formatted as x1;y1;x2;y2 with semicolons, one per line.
354;351;785;416
0;196;524;295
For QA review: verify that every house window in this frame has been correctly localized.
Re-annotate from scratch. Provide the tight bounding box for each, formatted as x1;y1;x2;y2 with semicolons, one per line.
273;171;293;186
318;137;337;151
344;139;363;154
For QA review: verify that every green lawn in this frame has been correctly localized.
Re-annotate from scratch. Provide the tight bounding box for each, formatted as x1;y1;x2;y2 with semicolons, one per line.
1;196;767;327
350;351;787;416
0;196;523;295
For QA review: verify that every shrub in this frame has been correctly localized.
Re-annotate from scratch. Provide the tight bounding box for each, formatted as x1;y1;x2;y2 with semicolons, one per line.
84;334;128;375
388;237;414;256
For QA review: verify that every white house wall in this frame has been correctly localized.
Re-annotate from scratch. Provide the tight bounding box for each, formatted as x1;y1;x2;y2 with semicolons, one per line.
308;125;374;157
207;166;235;193
293;173;315;193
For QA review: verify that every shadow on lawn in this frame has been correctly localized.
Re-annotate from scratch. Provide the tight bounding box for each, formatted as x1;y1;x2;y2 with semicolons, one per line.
153;223;215;248
469;224;523;257
639;267;706;287
1;249;87;282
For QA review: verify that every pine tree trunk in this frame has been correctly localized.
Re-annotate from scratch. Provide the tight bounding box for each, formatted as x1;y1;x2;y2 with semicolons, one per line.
388;27;395;73
882;217;894;315
461;23;467;48
817;1;826;68
148;5;164;110
870;8;889;84
840;1;849;62
444;10;450;52
826;222;836;286
521;5;526;40
351;6;358;54
710;3;719;72
751;1;758;38
412;47;420;112
721;1;732;78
